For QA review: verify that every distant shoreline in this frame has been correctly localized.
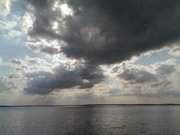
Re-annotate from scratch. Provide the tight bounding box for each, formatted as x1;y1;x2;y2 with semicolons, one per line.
0;104;180;107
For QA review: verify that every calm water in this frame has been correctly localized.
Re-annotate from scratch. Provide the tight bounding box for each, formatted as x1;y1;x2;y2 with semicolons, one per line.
0;105;180;135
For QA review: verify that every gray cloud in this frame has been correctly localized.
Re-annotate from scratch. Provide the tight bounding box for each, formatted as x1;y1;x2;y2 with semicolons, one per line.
118;63;176;85
150;80;171;88
28;45;60;55
28;0;180;65
113;63;180;97
156;65;176;75
24;64;104;95
119;68;157;84
11;59;22;65
40;46;59;55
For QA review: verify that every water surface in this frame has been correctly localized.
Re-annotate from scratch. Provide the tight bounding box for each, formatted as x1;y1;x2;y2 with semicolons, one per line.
0;105;180;135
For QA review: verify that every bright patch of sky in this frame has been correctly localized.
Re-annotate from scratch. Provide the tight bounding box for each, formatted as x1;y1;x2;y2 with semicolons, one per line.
135;49;180;65
0;0;38;73
0;57;13;76
0;65;13;76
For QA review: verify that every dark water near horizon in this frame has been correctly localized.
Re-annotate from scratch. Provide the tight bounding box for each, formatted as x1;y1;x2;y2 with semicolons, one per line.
0;105;180;135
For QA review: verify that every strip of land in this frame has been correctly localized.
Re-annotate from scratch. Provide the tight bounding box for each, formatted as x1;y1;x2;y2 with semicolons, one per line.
0;104;180;107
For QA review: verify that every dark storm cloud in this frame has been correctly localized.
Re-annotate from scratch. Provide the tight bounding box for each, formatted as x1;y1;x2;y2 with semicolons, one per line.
28;0;48;9
27;0;61;39
28;0;180;65
24;64;104;95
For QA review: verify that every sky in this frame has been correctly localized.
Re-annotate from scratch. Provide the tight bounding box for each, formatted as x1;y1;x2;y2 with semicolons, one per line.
0;0;180;105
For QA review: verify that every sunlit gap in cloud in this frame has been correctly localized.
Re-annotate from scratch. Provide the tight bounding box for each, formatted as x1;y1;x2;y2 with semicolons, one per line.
53;2;74;17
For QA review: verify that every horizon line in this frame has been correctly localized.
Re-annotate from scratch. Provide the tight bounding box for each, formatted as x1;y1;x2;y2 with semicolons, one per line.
0;103;180;107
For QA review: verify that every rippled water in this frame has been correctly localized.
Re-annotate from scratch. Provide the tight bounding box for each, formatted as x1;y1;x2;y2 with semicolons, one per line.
0;105;180;135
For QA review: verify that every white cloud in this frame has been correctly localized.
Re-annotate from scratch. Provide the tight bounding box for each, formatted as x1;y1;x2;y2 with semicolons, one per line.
52;2;74;17
168;45;180;57
21;11;35;33
26;37;61;55
7;30;22;40
0;20;17;30
0;0;11;17
0;57;2;64
0;19;22;41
